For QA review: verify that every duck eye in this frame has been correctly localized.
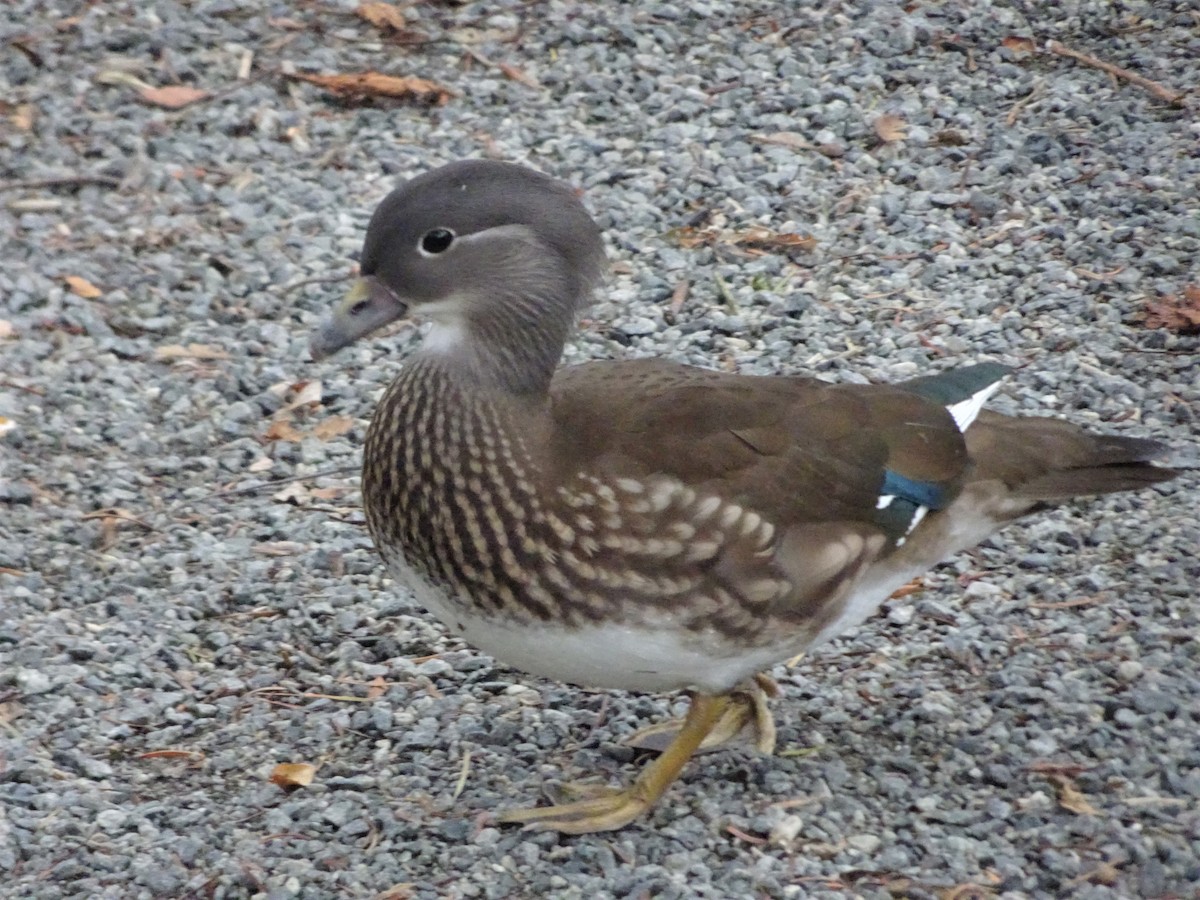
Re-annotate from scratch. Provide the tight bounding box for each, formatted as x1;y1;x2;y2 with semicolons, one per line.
420;228;455;255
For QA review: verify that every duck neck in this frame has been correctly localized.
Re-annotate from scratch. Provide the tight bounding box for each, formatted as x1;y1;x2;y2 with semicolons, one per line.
419;287;575;398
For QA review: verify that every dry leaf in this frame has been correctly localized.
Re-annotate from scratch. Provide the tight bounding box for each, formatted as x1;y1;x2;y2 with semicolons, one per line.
272;483;311;504
279;379;323;413
0;416;14;437
269;762;317;789
13;103;35;131
254;541;306;556
248;457;274;473
1027;760;1089;777
942;883;998;900
263;420;305;443
64;275;102;298
933;129;969;146
138;84;210;109
751;131;814;151
290;71;455;105
1068;862;1120;887
311;416;354;441
669;225;712;249
1049;774;1097;815
366;675;388;700
1142;285;1200;334
448;26;519;45
888;578;925;599
138;749;205;761
874;114;908;143
268;16;307;30
0;320;14;339
153;343;231;361
309;486;345;501
1001;35;1037;58
730;227;819;253
497;62;538;88
356;2;406;32
670;222;816;255
0;699;24;727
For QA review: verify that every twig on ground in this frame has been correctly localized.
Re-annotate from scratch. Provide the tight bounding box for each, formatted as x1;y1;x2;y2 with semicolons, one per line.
1046;40;1186;105
0;175;122;191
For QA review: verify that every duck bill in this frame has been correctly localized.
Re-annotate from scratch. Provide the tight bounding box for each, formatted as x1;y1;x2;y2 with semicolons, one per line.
309;276;408;360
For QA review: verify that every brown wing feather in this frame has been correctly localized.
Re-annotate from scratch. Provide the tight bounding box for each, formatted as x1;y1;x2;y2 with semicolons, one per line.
965;410;1177;501
547;358;971;530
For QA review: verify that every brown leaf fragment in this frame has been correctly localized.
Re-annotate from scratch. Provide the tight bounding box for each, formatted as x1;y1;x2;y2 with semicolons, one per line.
254;541;307;556
356;2;406;32
0;699;25;727
750;131;815;151
138;749;205;761
933;129;969;146
138;84;210;109
311;416;354;441
153;343;231;361
670;224;817;254
726;824;768;845
669;280;690;316
888;577;925;599
366;675;388;700
309;486;346;501
668;225;711;249
0;320;16;339
1028;760;1090;777
940;883;997;900
1001;35;1037;58
1142;285;1200;334
277;379;323;413
268;17;307;31
290;71;455;105
874;113;908;143
1049;774;1098;815
263;420;305;443
497;62;539;88
64;275;102;298
1066;862;1120;887
272;483;311;504
730;226;819;253
270;762;317;789
12;103;35;131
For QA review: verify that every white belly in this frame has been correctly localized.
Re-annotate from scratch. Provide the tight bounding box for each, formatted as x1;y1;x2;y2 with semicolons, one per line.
385;556;906;694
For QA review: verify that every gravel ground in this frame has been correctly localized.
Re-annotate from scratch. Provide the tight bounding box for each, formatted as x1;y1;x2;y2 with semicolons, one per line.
3;1;1199;898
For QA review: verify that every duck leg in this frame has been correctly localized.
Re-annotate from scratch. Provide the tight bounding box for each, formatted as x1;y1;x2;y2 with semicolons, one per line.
497;692;731;834
624;674;778;756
